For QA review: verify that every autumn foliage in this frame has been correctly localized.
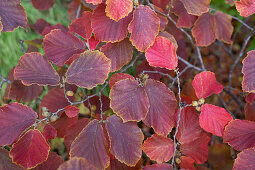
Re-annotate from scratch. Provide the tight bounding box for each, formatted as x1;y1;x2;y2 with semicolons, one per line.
0;0;255;169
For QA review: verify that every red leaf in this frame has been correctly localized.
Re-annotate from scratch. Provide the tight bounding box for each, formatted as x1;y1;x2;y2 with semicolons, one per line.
65;50;111;89
109;73;135;89
242;50;255;93
145;36;178;70
43;29;85;66
152;0;170;12
69;11;92;39
64;105;80;118
246;93;255;104
143;134;174;163
128;5;160;52
29;19;51;35
41;24;68;36
245;101;255;121
179;0;210;16
91;4;132;42
0;148;24;170
235;0;255;17
70;120;110;169
10;130;50;169
83;95;110;114
157;12;168;31
143;79;177;136
143;163;173;170
200;104;233;137
223;119;255;151
110;158;142;170
109;78;149;122
192;71;223;99
58;157;97;170
31;0;54;10
0;0;27;33
233;147;255;170
32;152;64;170
14;52;60;86
88;36;100;50
101;38;133;72
86;0;102;5
106;115;144;166
105;0;133;21
0;103;37;145
43;124;57;141
180;156;196;170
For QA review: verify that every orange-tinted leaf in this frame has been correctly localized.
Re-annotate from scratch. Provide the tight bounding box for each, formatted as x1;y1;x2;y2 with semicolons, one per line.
44;29;85;66
110;78;149;122
31;0;54;10
69;11;92;39
0;0;27;32
10;130;50;169
86;0;102;5
32;152;64;170
180;156;196;170
92;4;132;42
14;52;60;86
235;0;255;17
41;24;68;36
0;103;37;145
101;38;133;72
29;19;51;35
0;148;24;170
106;0;133;21
145;36;178;70
64;105;80;118
128;5;160;52
180;0;210;16
143;163;173;170
106;115;144;166
192;71;223;99
233;147;255;170
143;79;177;136
70;120;110;169
242;50;255;92
43;124;57;141
109;73;135;89
65;50;110;89
143;134;174;163
223;119;255;151
58;157;97;170
87;36;100;50
200;104;233;137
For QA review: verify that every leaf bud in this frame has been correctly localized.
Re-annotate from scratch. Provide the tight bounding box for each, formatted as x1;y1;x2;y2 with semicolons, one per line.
91;105;97;112
175;158;181;164
50;115;59;122
195;106;201;112
192;101;198;107
42;111;51;117
66;90;74;96
41;107;48;113
198;98;205;105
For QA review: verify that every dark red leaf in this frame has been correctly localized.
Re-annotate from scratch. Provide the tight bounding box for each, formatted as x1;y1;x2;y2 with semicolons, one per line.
246;93;255;103
143;163;173;170
0;148;24;170
64;105;80;118
105;0;133;21
70;120;110;169
10;130;50;169
152;0;170;12
109;73;135;89
32;152;64;170
58;157;97;170
101;38;133;72
41;24;68;36
32;0;54;10
91;4;132;42
29;19;51;35
105;115;144;166
242;50;255;93
200;104;233;137
192;71;223;99
179;0;210;16
87;36;100;50
83;95;110;114
43;124;57;141
65;50;111;89
109;78;149;122
245;101;255;121
0;102;37;145
128;5;160;52
223;119;255;151
14;52;60;86
143;134;174;163
233;147;255;170
180;156;196;170
110;158;142;170
235;0;255;17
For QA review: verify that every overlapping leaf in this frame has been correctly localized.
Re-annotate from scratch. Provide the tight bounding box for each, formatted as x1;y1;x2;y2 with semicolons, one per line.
233;147;255;170
91;4;132;42
245;100;255;121
31;0;54;10
0;148;24;170
10;130;50;169
69;11;92;39
145;36;178;70
180;156;196;170
200;104;233;137
64;105;80;118
110;78;149;122
65;50;110;89
143;134;174;163
29;19;51;35
44;29;85;66
192;71;223;99
223;119;255;151
43;124;57;141
105;115;144;166
14;52;60;86
143;79;177;136
128;5;160;52
179;0;210;16
109;158;142;170
58;157;97;170
87;36;100;50
86;0;102;5
32;152;64;170
109;73;135;88
0;103;37;146
42;24;68;36
101;38;133;72
152;0;170;12
70;120;110;169
242;50;255;92
106;0;133;21
235;0;255;17
143;163;173;170
0;0;27;33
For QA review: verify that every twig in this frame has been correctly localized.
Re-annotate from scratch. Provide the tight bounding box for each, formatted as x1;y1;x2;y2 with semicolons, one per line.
178;56;203;71
76;4;81;19
98;92;103;121
0;75;11;92
218;94;236;119
141;70;174;80
20;40;26;53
